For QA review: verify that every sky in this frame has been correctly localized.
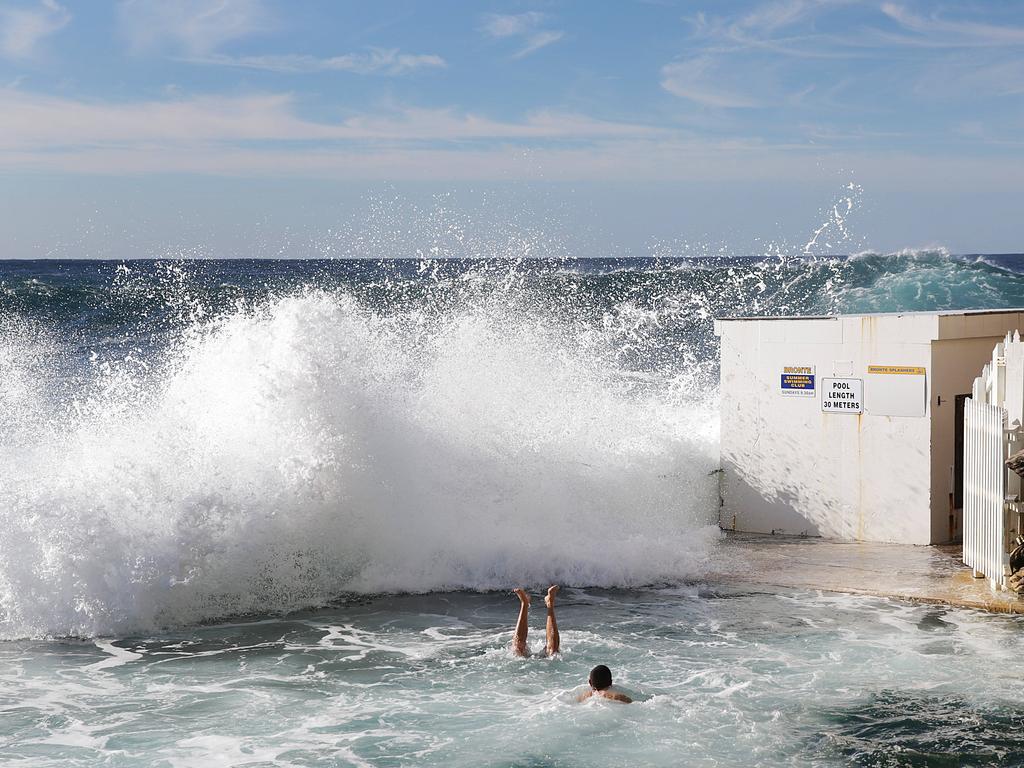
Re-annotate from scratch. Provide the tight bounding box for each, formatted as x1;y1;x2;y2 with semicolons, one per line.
0;0;1022;258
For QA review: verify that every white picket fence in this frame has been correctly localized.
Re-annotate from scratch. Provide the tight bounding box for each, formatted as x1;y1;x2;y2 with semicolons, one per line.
963;331;1024;590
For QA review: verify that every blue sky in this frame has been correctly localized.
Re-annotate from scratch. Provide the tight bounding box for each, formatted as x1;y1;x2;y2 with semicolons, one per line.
0;0;1022;257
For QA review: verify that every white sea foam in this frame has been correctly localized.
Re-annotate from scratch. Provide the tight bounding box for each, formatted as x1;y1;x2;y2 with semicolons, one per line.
0;285;720;639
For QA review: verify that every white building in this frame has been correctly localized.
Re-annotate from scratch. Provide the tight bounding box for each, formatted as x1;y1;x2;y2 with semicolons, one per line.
715;309;1024;545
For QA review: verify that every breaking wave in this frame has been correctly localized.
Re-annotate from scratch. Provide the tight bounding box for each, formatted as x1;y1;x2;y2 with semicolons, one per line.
1;248;1021;638
0;263;723;639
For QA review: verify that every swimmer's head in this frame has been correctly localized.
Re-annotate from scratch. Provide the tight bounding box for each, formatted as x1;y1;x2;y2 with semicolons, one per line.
588;664;612;691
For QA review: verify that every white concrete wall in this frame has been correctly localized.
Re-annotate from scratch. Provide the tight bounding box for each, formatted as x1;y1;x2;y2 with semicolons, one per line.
718;311;1024;545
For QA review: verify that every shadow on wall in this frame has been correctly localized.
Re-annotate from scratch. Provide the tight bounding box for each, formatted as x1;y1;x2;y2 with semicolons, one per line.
722;419;930;542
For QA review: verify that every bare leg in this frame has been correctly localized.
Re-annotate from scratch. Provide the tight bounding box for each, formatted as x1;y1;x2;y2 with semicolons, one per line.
545;585;560;656
512;588;530;657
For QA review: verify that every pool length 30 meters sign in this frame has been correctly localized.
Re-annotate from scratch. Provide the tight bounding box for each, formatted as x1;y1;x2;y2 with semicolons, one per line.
821;378;863;413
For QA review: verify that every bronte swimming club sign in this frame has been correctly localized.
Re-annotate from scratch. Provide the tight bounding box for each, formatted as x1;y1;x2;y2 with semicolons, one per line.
821;378;863;413
780;365;816;396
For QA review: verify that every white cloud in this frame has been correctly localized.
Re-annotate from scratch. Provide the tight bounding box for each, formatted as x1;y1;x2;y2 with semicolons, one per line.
881;3;1024;46
687;0;853;49
0;0;70;59
512;30;564;60
482;12;564;59
120;2;444;78
0;86;866;182
667;1;1024;115
662;1;854;108
118;0;270;54
0;88;686;179
0;88;1020;191
2;132;1020;192
482;11;543;38
193;48;446;75
660;57;763;108
0;89;663;151
735;0;820;35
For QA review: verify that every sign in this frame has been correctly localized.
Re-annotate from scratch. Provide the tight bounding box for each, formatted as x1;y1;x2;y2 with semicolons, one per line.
821;378;863;413
780;365;815;397
867;364;926;416
867;365;926;376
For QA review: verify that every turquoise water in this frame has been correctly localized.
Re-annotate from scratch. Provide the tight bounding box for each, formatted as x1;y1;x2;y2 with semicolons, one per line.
3;586;1024;767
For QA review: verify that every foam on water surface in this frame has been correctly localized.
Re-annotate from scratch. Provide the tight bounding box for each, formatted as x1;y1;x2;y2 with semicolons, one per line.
3;587;1024;767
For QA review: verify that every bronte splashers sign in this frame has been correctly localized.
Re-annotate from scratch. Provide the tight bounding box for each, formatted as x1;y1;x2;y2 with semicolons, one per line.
780;365;816;397
821;378;863;413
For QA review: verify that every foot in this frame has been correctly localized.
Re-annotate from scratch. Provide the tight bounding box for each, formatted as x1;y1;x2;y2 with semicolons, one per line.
514;588;531;606
544;585;559;610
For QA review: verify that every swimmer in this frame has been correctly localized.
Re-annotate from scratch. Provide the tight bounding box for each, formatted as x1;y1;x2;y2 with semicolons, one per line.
577;664;632;704
511;585;560;657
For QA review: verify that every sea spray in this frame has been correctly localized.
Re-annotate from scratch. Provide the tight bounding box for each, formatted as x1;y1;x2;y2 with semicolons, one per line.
0;265;721;639
3;250;1024;638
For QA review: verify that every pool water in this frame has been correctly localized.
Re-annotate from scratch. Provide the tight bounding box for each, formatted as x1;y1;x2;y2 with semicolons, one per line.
2;585;1023;767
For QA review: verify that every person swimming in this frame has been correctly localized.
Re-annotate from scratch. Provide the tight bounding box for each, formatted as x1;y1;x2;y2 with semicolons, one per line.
510;586;631;703
577;664;632;704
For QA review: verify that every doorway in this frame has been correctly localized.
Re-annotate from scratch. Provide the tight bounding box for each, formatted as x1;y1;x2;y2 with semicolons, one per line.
952;393;971;540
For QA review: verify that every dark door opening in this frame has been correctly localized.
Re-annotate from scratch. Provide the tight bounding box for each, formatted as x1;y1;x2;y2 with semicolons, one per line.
954;393;970;510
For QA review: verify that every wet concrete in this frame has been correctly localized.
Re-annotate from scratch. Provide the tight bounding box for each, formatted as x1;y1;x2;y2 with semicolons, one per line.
713;532;1024;615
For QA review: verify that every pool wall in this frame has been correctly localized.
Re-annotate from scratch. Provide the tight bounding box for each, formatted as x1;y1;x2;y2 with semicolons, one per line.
715;309;1024;544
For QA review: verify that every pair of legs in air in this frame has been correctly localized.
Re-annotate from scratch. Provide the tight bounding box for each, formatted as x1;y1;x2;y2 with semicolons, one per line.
510;585;632;702
512;585;559;657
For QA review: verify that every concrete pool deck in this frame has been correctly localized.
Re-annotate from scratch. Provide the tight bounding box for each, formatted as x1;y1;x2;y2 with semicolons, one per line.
713;532;1024;615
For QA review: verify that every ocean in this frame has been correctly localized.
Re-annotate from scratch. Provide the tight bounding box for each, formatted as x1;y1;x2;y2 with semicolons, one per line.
3;252;1024;766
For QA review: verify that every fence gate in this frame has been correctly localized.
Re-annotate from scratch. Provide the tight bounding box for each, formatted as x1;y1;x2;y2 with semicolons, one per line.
963;396;1008;589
